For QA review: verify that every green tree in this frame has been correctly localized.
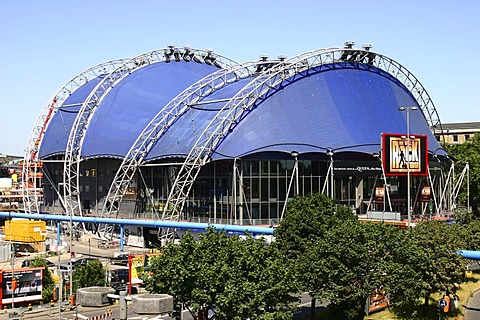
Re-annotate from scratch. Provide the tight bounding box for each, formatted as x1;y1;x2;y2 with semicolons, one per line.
274;193;356;260
73;260;106;291
274;193;355;317
462;219;480;250
380;225;424;313
144;228;297;320
29;257;55;302
412;220;468;305
299;221;423;320
445;134;480;214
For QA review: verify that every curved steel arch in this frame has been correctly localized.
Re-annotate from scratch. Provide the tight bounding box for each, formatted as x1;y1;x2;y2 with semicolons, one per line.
22;59;129;213
97;59;281;238
158;45;444;244
63;47;238;220
283;47;442;131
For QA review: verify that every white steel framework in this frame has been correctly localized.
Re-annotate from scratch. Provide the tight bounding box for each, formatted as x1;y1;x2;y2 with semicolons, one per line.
156;45;445;244
22;59;129;213
62;47;238;222
99;60;263;231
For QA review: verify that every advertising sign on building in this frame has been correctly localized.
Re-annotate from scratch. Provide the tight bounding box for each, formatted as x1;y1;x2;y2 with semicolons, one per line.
381;133;428;177
419;186;431;202
375;187;385;202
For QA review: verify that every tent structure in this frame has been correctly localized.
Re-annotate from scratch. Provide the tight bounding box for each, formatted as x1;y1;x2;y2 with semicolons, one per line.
21;42;455;244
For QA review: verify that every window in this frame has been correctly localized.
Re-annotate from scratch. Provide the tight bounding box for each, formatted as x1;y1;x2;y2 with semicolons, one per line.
465;134;470;141
453;135;458;142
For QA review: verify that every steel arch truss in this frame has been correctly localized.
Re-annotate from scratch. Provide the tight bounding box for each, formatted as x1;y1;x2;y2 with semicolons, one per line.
22;59;128;213
158;45;442;244
63;47;238;220
98;60;278;239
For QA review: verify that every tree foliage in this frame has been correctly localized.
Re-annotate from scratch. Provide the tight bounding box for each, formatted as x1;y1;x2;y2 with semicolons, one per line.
412;220;468;302
445;134;480;214
144;228;297;320
462;219;480;250
73;260;106;291
29;257;55;302
299;220;424;320
274;193;355;260
274;193;470;318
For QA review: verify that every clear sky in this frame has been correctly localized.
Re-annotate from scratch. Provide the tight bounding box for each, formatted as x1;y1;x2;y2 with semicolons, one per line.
0;0;478;156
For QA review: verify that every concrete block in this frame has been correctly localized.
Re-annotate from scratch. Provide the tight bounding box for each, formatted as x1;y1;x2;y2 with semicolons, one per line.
367;211;400;221
131;293;174;315
76;286;115;307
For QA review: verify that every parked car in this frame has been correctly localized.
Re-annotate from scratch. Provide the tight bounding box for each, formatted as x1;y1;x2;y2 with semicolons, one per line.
111;254;129;266
13;243;36;257
110;268;129;284
110;267;137;295
111;282;138;295
73;257;100;267
59;263;72;273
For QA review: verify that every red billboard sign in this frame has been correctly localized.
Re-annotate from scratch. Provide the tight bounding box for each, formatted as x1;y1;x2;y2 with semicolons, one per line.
381;133;428;177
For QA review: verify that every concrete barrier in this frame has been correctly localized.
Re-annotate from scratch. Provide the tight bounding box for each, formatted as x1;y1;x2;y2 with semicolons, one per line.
131;293;173;315
76;287;115;307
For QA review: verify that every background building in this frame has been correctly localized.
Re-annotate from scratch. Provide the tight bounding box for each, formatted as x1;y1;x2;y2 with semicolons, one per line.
435;122;480;145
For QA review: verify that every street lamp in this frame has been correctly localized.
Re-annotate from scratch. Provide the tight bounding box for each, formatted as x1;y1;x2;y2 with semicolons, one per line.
398;106;418;228
69;191;79;299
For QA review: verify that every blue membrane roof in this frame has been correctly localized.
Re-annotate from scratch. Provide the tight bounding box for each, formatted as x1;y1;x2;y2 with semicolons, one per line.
81;62;221;158
39;61;447;161
145;62;446;161
39;76;104;158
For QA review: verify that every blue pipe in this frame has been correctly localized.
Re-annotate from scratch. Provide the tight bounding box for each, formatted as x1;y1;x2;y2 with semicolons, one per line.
458;250;480;260
0;212;275;236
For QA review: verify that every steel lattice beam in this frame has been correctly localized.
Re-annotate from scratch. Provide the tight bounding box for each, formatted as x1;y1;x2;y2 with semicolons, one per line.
22;59;128;213
100;61;259;229
158;46;443;245
61;47;237;234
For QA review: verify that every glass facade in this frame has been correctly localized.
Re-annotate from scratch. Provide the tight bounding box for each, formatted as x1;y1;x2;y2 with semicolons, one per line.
41;156;447;226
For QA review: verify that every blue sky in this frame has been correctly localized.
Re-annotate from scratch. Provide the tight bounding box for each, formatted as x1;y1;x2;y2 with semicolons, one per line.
0;0;478;156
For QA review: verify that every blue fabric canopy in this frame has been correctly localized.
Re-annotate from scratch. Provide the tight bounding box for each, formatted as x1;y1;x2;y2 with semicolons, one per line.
38;60;447;162
144;63;447;161
39;76;104;158
215;63;445;159
81;62;221;158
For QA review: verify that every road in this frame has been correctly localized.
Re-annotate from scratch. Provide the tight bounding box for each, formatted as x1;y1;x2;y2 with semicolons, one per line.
465;288;480;320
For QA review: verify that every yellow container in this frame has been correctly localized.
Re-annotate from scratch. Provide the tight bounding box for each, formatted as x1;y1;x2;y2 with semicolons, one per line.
4;219;47;242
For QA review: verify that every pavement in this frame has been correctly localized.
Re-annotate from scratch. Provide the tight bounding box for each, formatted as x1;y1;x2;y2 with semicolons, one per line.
465;287;480;320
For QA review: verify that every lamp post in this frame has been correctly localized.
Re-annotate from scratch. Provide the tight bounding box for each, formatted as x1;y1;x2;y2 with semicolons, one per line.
398;106;418;228
68;191;79;299
11;243;15;309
